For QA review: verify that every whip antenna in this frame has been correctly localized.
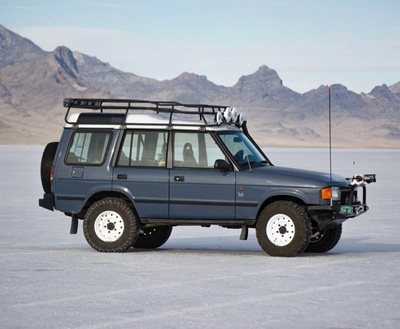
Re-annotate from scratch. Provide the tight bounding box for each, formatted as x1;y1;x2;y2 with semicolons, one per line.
328;86;333;206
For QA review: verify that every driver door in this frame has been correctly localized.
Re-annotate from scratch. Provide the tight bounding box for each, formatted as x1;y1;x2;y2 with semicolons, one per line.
169;131;236;219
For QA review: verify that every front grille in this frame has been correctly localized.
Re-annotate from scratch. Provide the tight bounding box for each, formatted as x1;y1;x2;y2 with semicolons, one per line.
341;187;357;205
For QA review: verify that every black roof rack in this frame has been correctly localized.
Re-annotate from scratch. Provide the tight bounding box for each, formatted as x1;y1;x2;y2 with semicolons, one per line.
63;98;230;126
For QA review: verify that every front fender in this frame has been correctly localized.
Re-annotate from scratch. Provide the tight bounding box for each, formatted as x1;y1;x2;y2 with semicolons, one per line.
259;186;320;208
235;185;320;220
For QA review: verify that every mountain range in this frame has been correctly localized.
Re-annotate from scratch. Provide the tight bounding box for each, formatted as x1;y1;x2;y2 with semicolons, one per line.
0;24;399;147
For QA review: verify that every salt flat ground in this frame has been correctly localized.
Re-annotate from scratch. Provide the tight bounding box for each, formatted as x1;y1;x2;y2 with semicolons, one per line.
1;146;399;329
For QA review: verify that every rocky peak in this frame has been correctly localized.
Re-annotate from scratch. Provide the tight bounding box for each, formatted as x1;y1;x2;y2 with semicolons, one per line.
73;51;111;72
169;72;222;94
52;46;79;78
327;84;366;112
369;84;400;107
234;65;283;92
173;72;211;84
370;84;390;96
232;65;300;107
0;24;47;68
389;81;400;94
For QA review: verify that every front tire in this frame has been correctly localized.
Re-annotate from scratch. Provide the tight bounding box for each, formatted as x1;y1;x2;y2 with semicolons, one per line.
83;198;139;252
256;201;311;257
133;226;172;249
305;224;342;253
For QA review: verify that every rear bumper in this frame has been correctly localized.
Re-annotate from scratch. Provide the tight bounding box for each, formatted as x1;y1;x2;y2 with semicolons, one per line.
39;193;54;211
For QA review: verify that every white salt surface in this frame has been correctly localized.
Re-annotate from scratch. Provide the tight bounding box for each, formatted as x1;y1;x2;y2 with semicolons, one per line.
1;146;399;328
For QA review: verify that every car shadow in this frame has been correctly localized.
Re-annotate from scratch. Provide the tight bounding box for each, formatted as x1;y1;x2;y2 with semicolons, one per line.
331;237;400;254
130;235;400;257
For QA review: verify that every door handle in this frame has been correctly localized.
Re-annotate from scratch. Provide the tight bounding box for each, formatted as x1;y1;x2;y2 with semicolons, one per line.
174;176;184;182
117;174;127;180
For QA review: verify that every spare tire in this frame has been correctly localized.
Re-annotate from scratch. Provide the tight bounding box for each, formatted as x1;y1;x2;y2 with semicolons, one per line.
40;142;59;194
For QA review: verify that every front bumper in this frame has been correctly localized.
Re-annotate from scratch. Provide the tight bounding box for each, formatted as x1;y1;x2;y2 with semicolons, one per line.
310;182;370;217
306;203;369;231
307;203;369;218
307;183;371;230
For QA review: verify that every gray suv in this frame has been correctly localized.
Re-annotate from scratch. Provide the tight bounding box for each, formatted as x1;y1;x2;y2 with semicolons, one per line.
39;99;375;257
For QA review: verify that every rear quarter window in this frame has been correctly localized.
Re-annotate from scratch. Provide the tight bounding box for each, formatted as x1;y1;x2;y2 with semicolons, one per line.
65;130;112;166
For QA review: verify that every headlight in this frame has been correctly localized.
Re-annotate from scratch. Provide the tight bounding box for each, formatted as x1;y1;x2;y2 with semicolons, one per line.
331;187;341;201
321;187;341;201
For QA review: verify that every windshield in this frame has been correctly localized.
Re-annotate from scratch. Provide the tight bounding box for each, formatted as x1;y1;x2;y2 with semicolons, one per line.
217;131;269;168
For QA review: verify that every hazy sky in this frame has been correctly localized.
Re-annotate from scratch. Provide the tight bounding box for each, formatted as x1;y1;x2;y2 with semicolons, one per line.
1;0;399;93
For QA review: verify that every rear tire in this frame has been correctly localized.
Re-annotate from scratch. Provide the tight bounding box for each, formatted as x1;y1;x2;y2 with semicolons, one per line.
83;198;139;252
305;224;342;253
256;201;311;257
40;142;58;194
133;226;172;249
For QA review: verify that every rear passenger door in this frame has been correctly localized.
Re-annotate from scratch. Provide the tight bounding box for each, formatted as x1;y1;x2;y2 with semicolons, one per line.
112;130;169;218
169;131;236;219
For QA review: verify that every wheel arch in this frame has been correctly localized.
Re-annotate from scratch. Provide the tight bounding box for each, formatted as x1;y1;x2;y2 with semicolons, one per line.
256;195;306;221
77;191;137;219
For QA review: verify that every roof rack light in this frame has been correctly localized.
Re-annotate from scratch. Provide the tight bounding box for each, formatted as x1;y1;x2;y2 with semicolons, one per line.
215;107;246;127
224;107;232;122
216;111;223;125
231;108;238;122
238;113;246;126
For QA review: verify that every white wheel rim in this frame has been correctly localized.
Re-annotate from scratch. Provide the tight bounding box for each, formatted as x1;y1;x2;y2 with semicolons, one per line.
266;214;295;247
94;211;124;242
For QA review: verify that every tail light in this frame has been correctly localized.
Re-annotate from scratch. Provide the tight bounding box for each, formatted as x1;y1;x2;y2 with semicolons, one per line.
50;165;54;186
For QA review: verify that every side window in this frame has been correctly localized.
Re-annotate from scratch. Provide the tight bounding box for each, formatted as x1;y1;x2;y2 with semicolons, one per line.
65;131;111;165
173;132;226;168
117;130;168;167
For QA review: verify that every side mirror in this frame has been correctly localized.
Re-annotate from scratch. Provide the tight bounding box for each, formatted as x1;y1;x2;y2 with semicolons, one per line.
214;159;232;171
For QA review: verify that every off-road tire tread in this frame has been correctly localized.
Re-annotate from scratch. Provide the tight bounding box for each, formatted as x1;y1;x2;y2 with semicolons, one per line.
83;197;139;252
305;224;342;253
133;226;172;249
256;200;312;257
